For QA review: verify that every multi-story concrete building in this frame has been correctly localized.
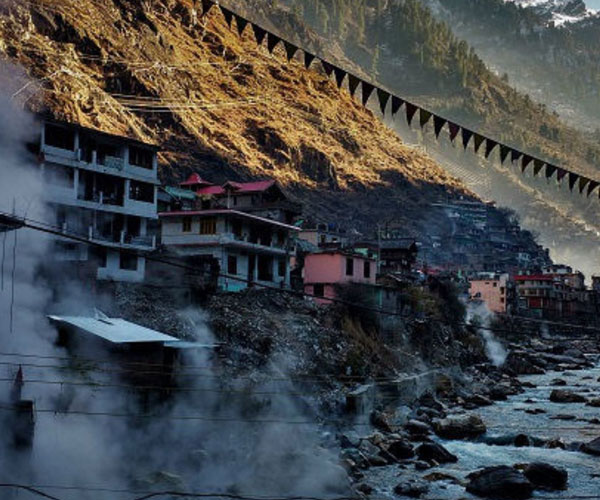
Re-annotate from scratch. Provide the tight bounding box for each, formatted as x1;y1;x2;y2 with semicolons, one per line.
39;119;159;282
469;273;514;314
160;175;300;292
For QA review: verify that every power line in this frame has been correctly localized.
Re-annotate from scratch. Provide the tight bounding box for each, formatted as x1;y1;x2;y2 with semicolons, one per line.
3;209;600;341
0;483;63;500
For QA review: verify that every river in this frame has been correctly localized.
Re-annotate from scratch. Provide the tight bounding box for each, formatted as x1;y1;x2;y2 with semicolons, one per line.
365;358;600;499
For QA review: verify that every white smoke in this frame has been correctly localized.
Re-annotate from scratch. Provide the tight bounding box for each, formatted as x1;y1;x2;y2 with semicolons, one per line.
466;301;508;367
0;62;348;500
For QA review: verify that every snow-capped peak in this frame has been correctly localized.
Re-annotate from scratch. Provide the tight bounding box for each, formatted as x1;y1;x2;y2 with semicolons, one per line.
504;0;597;25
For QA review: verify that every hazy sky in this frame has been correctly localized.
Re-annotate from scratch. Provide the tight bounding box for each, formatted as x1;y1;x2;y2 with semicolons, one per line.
587;0;600;10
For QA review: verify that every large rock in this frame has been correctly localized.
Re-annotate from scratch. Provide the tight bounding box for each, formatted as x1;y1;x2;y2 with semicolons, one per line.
466;466;534;499
415;442;458;464
504;352;545;375
523;463;568;491
581;437;600;456
549;390;587;403
405;419;431;436
433;415;486;439
394;479;429;498
386;438;415;460
586;398;600;408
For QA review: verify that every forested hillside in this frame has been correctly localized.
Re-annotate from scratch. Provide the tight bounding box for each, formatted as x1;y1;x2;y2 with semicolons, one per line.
420;0;600;131
248;0;597;178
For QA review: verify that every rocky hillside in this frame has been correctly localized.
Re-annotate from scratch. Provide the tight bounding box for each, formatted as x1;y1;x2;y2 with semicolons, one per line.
0;0;476;237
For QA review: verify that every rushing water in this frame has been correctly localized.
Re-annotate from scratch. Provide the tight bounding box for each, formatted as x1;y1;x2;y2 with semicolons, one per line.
366;359;600;499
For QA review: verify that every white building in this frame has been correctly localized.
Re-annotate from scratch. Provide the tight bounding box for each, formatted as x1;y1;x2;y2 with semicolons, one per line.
39;119;159;282
160;176;300;292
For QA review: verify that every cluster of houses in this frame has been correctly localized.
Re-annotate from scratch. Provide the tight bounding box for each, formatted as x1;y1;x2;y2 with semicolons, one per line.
469;266;600;320
34;118;600;321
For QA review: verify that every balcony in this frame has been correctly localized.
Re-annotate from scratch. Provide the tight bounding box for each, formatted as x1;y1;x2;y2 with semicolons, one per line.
77;191;124;208
87;227;155;250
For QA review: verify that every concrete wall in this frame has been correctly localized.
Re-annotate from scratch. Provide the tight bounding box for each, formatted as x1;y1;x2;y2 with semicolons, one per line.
304;253;377;286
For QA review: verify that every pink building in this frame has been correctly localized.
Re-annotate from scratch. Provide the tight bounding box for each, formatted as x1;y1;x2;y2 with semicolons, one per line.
304;251;377;304
469;273;511;314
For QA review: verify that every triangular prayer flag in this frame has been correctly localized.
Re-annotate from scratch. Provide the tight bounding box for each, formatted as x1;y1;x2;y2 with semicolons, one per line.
484;139;498;159
348;74;360;97
202;0;214;16
361;81;375;106
333;66;347;88
321;60;334;77
391;96;404;116
587;181;599;197
462;128;473;149
419;109;432;129
568;172;578;191
234;15;248;36
545;164;557;179
252;24;267;45
267;33;281;53
473;134;485;153
377;88;390;115
449;122;460;143
533;159;544;176
578;176;590;194
283;40;298;61
556;168;567;182
521;155;533;172
500;145;511;164
511;150;522;163
220;6;233;26
304;51;315;69
433;115;446;138
406;102;418;126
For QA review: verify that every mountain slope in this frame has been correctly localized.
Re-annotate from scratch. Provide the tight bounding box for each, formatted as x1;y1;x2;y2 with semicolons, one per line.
0;0;474;237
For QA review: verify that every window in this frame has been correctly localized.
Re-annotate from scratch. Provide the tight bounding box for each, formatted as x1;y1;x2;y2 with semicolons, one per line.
493;282;498;288
227;255;238;275
44;163;74;188
278;258;286;277
200;217;217;235
45;124;75;150
320;234;326;245
314;284;324;298
129;146;153;169
129;181;154;203
364;261;371;278
119;252;138;271
346;257;354;276
182;217;192;233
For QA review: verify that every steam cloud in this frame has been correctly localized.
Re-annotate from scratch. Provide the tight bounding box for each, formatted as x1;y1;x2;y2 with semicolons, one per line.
466;301;508;367
0;63;348;500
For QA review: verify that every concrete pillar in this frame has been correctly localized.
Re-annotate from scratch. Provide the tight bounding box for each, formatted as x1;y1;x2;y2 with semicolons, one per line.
74;130;80;154
73;169;79;198
123;145;129;168
140;218;147;236
252;254;258;283
272;257;279;285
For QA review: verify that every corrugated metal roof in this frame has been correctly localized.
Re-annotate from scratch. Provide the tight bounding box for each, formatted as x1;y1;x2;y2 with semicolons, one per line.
48;315;180;344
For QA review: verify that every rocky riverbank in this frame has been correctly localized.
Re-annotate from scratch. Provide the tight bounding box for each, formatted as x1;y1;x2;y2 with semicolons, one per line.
338;335;600;499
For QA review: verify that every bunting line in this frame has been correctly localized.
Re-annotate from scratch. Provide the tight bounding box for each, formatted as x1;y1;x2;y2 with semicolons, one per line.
200;0;600;201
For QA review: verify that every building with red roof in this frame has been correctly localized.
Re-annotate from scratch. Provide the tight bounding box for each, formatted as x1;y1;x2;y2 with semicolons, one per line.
160;175;302;292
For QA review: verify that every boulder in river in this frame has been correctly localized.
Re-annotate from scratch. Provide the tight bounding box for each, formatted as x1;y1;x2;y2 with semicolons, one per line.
433;414;486;439
581;437;600;456
514;434;532;448
586;398;600;408
466;466;534;499
523;462;568;491
549;390;587;404
550;378;567;386
394;479;429;498
405;419;431;435
386;438;415;460
416;442;458;463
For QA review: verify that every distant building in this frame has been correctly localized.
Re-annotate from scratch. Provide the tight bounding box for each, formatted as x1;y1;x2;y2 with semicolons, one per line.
378;239;418;274
160;174;301;292
303;250;377;304
469;273;513;314
39;118;159;282
298;223;350;248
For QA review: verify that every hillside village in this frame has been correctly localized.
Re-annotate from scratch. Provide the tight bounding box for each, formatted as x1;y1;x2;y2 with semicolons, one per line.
30;117;600;323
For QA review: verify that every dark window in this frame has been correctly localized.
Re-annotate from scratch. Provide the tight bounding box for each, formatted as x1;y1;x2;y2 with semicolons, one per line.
129;180;154;203
200;217;217;235
313;284;324;298
278;258;286;277
45;124;75;150
182;218;192;233
320;234;326;244
97;143;121;166
364;261;371;278
129;146;153;169
232;220;243;238
119;252;138;270
227;255;237;275
346;257;354;276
